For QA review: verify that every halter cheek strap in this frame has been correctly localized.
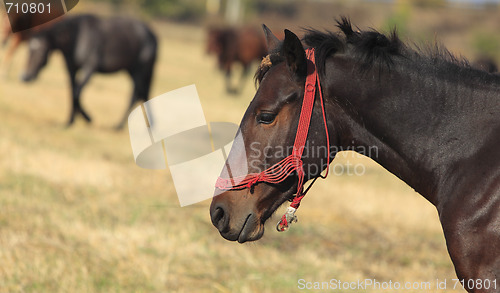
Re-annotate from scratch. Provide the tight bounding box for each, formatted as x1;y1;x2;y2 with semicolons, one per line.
215;48;330;232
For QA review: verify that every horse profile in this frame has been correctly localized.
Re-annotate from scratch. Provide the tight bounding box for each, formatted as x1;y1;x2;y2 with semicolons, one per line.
21;14;157;129
206;26;267;94
210;18;499;292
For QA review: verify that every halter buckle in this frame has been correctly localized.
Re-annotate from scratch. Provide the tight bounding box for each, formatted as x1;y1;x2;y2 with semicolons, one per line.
276;206;298;232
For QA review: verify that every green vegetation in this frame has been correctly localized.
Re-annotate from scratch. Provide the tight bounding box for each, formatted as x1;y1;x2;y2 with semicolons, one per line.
88;0;206;21
138;0;205;21
384;4;411;38
472;32;500;58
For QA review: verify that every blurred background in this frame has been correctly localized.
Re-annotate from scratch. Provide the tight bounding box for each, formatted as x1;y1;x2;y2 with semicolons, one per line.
0;0;498;292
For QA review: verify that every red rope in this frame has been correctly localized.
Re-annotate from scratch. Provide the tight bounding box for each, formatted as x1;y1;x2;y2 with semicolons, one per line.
215;155;302;190
215;48;330;232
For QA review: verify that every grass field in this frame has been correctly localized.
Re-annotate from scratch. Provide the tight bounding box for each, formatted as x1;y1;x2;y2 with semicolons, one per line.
0;12;474;293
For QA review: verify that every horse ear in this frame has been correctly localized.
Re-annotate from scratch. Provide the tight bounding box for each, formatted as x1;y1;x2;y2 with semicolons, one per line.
262;24;280;53
281;29;307;77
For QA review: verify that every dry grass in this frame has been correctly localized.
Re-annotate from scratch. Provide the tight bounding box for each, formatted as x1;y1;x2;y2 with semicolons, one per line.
1;4;492;292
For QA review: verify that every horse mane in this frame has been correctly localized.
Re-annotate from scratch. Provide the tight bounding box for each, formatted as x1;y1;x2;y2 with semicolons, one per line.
305;17;406;74
256;17;485;85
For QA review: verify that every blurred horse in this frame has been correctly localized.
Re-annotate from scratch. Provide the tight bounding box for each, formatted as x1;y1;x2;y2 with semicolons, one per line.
1;8;63;77
21;14;157;129
206;26;267;94
472;56;498;73
211;20;500;291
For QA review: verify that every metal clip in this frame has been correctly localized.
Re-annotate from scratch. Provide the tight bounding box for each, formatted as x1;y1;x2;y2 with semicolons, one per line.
276;206;298;232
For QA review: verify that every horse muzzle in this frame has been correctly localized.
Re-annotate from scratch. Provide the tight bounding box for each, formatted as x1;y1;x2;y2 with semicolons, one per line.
20;72;36;83
210;191;264;243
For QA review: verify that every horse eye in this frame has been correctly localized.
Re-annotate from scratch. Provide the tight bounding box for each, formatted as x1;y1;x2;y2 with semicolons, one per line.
257;112;276;124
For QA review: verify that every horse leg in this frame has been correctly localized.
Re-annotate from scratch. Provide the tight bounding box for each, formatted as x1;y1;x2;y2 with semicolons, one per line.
75;66;94;123
67;70;79;126
443;229;500;292
440;194;500;292
226;67;237;94
236;64;250;95
67;66;93;126
116;63;154;130
115;81;139;130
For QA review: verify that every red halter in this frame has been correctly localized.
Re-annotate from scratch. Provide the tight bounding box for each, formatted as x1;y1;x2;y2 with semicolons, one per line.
215;48;330;231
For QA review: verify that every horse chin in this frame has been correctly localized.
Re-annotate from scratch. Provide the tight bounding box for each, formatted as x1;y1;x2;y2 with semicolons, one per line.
237;215;265;243
218;213;265;243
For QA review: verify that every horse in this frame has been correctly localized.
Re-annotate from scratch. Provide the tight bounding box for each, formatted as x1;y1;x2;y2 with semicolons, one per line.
1;9;63;77
210;18;500;292
472;56;498;73
206;26;267;94
21;14;157;129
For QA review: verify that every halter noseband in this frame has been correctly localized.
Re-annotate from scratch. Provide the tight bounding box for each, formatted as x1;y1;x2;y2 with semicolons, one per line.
215;48;330;232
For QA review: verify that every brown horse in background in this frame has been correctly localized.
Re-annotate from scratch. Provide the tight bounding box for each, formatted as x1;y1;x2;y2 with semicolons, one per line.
1;16;23;75
206;26;267;94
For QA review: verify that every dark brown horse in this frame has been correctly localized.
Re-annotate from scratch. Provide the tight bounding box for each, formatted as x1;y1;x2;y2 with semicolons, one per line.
210;19;500;292
206;26;267;94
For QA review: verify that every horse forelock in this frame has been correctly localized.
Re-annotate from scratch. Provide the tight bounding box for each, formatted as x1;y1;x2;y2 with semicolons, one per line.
260;55;272;68
256;55;273;78
254;52;284;85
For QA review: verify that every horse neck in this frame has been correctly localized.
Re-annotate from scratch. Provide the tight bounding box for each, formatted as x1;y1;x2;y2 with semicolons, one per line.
44;21;76;54
322;55;500;206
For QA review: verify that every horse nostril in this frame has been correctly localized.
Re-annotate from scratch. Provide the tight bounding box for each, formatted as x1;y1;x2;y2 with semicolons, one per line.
211;206;229;233
212;207;224;227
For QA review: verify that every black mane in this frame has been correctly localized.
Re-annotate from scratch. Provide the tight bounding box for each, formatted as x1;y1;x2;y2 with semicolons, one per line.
255;17;493;85
305;17;405;74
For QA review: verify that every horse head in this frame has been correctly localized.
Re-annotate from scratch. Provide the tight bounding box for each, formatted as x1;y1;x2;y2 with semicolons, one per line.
21;34;51;82
209;26;333;243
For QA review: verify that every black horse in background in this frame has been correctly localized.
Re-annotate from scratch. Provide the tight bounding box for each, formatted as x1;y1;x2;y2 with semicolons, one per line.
472;56;498;73
21;14;157;129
